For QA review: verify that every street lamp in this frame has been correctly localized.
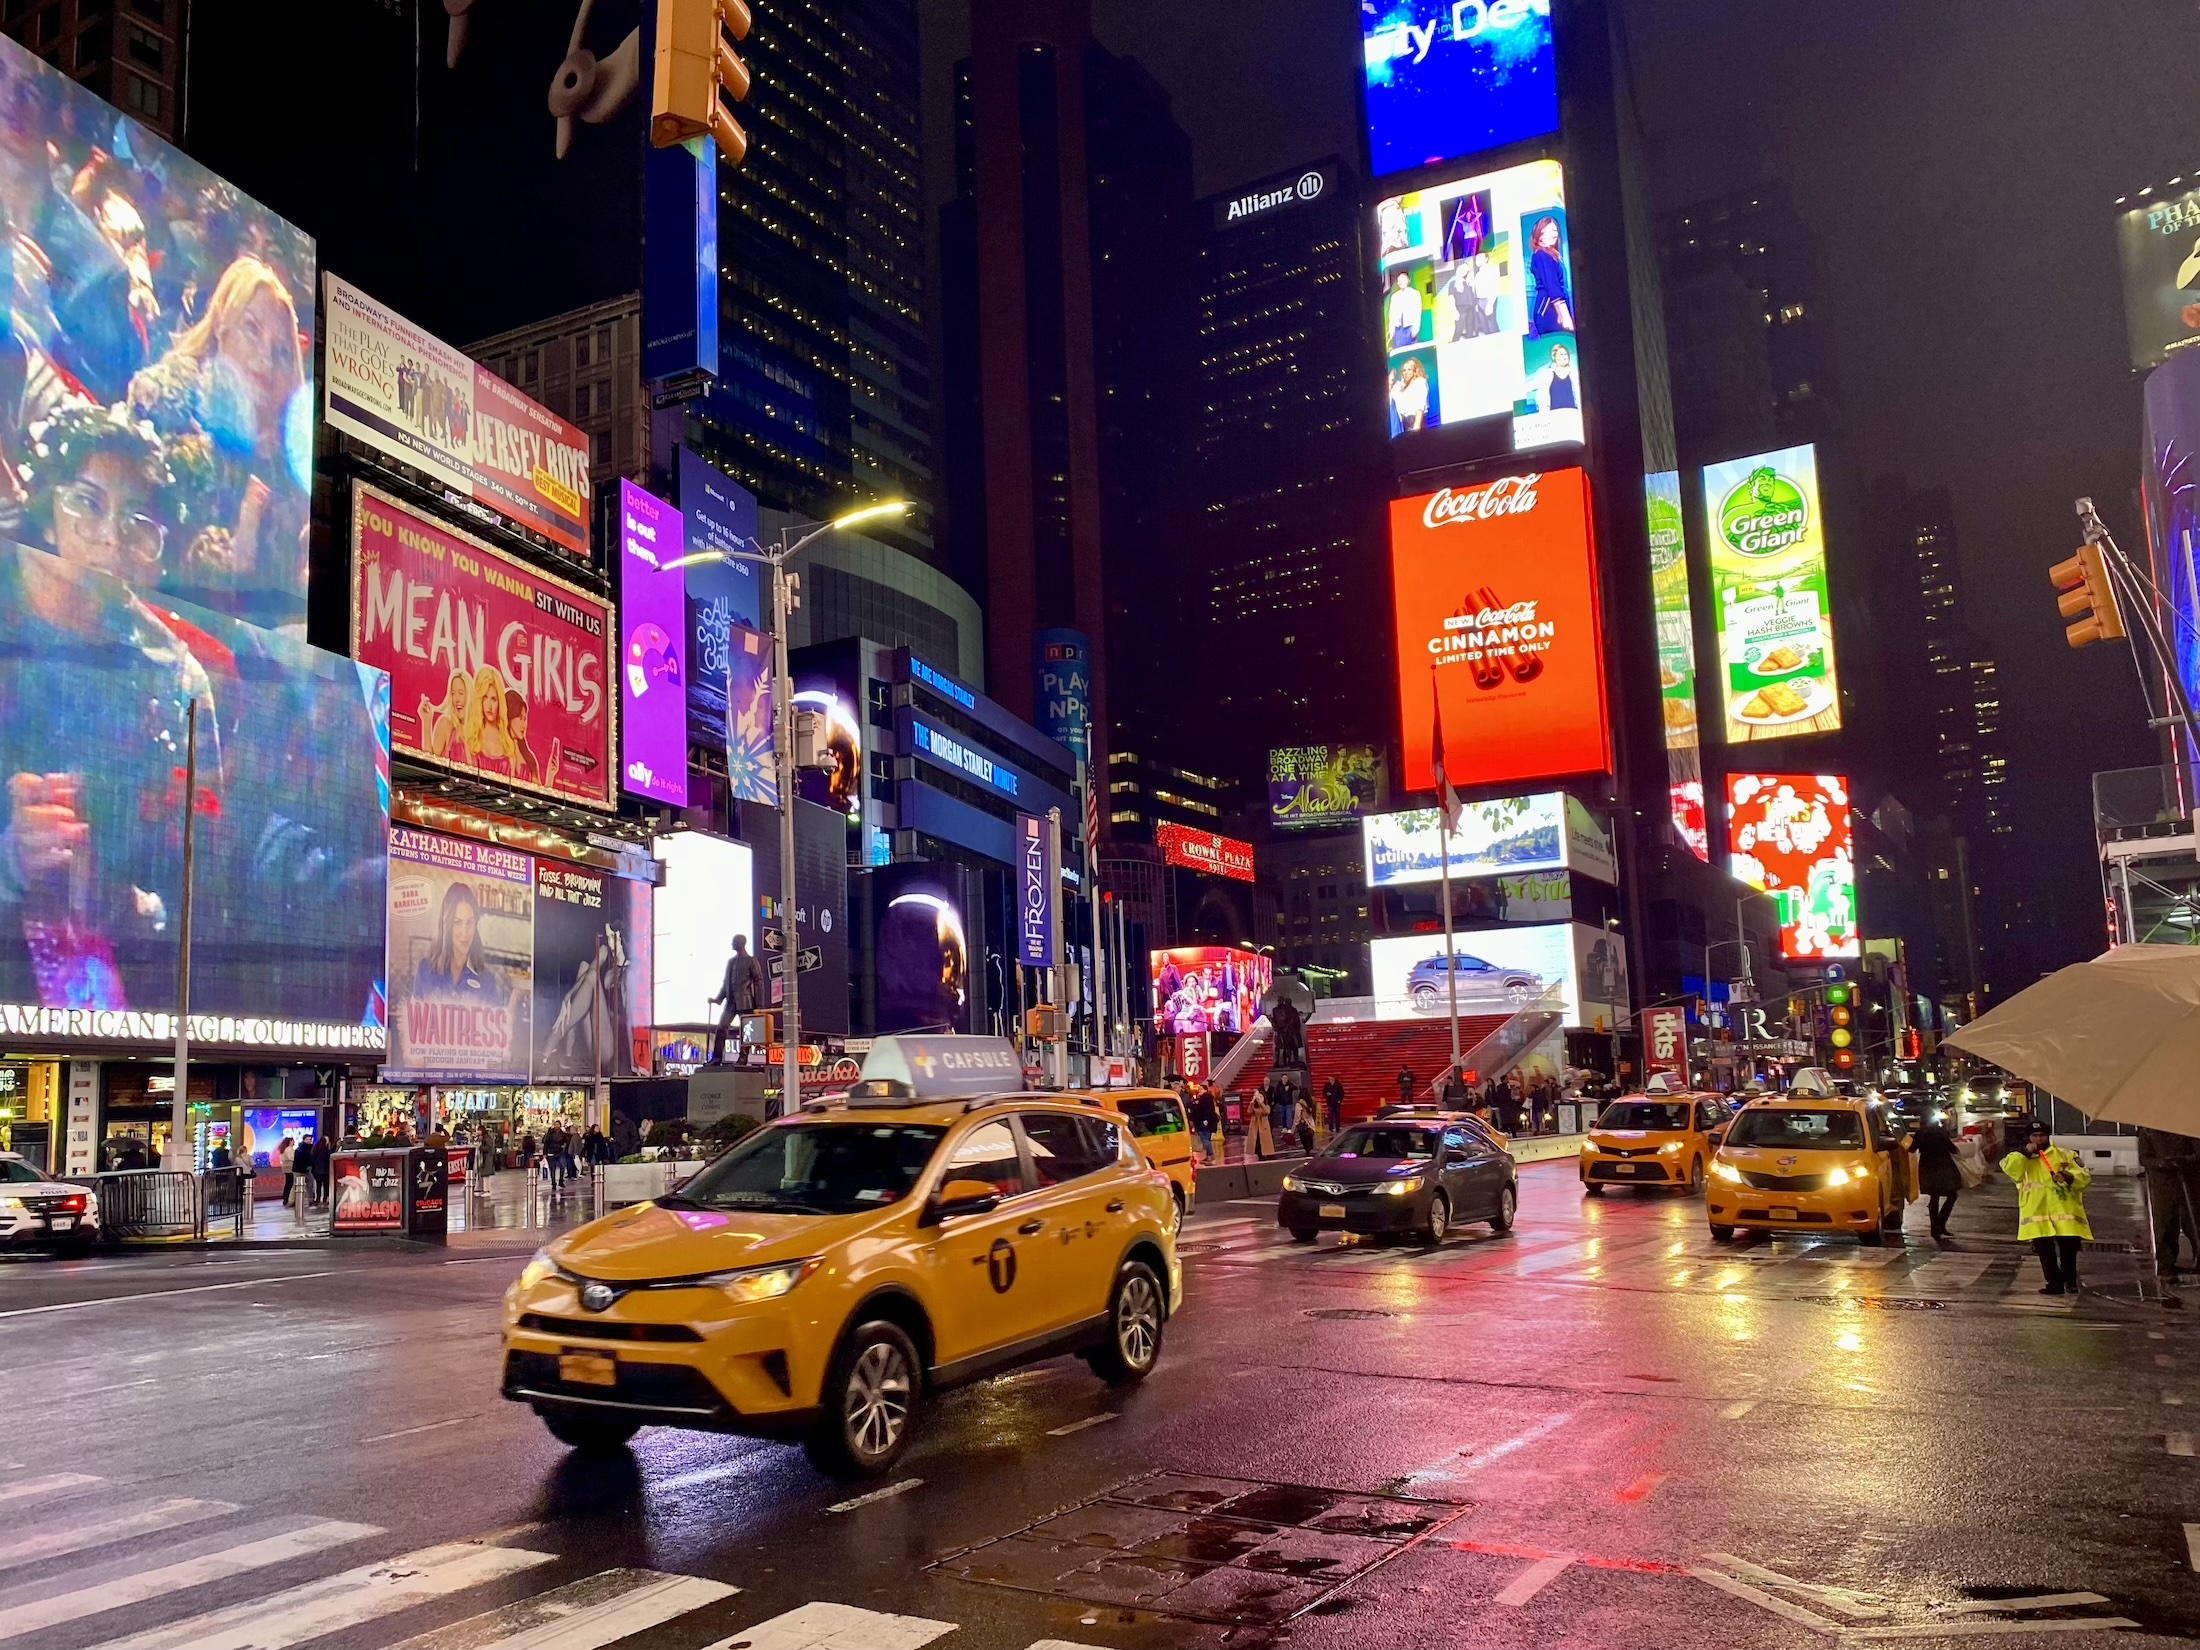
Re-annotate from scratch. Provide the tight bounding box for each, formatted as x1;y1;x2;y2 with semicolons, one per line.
662;498;910;1113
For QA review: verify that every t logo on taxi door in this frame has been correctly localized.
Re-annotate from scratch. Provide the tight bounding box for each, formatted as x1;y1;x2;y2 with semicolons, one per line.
987;1238;1017;1293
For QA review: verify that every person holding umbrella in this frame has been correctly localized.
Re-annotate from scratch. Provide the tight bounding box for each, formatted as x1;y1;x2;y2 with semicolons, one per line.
2003;1119;2092;1296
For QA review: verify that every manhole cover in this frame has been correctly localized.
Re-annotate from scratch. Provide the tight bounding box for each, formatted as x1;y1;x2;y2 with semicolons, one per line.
928;1471;1469;1626
1305;1308;1397;1321
1792;1295;1948;1311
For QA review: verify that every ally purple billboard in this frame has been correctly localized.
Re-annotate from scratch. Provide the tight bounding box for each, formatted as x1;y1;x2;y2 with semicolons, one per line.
618;480;689;805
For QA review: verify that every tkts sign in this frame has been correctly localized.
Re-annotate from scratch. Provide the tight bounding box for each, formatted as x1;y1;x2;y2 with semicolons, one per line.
1391;468;1611;792
1642;1005;1687;1081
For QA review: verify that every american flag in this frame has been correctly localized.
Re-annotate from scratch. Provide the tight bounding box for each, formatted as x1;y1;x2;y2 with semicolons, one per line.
1429;667;1462;834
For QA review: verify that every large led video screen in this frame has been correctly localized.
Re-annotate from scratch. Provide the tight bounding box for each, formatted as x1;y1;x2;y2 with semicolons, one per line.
1361;0;1558;179
0;543;389;1032
1156;822;1256;882
0;36;318;637
384;827;532;1083
1391;469;1610;792
652;832;754;1026
2143;351;2200;770
1363;795;1563;888
1702;445;1842;744
1377;158;1580;459
1369;926;1576;1025
874;863;976;1035
1151;947;1273;1037
617;480;688;805
351;482;614;809
1646;470;1708;860
1726;774;1859;962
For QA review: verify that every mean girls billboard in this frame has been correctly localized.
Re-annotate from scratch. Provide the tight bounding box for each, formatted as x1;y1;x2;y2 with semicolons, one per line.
1390;468;1611;792
351;482;614;809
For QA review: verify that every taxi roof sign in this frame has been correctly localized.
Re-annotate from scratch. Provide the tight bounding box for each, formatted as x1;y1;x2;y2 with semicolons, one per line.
858;1035;1027;1100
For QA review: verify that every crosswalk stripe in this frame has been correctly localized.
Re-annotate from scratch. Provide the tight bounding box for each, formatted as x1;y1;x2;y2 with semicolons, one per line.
76;1541;556;1650
0;1473;100;1505
0;1498;238;1574
381;1568;738;1650
698;1601;956;1650
1026;1642;1112;1649
0;1517;380;1642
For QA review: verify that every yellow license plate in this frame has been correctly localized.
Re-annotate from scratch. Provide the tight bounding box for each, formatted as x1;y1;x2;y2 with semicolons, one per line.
1320;1203;1347;1219
1769;1207;1798;1221
558;1351;617;1386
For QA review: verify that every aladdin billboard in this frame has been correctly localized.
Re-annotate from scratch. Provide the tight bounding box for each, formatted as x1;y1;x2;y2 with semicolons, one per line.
1390;469;1610;792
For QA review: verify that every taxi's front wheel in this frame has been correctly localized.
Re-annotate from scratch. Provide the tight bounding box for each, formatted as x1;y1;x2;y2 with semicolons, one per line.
807;1321;922;1479
538;1409;641;1452
1085;1258;1166;1385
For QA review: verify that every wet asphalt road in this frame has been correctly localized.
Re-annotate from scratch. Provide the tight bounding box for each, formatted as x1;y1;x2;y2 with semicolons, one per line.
4;1161;2199;1650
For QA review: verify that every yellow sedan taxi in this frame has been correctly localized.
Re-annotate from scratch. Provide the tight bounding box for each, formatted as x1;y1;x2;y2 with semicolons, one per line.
501;1037;1181;1478
1088;1088;1196;1228
1706;1088;1913;1245
1579;1088;1732;1196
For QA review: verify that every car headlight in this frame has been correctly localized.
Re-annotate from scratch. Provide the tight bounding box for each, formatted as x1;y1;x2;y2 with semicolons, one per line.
1282;1174;1303;1192
1712;1162;1744;1184
1659;1142;1685;1155
1827;1166;1867;1187
696;1258;822;1302
516;1248;558;1291
1375;1177;1424;1197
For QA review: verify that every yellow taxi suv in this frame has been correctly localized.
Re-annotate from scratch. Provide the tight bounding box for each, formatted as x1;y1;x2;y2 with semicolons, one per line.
501;1038;1181;1479
1706;1089;1912;1245
1089;1088;1196;1229
1579;1091;1731;1196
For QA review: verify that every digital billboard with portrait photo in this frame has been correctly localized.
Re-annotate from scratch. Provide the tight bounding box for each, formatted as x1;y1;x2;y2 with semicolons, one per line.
1376;159;1580;463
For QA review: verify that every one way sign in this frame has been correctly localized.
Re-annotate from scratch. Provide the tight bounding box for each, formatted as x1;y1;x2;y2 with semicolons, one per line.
769;948;823;977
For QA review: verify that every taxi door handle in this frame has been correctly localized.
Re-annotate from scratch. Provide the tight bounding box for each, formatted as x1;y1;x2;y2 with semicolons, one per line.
1105;1200;1126;1214
1017;1219;1045;1235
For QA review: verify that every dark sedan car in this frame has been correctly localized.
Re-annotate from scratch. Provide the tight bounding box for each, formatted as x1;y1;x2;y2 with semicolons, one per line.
1278;1110;1517;1245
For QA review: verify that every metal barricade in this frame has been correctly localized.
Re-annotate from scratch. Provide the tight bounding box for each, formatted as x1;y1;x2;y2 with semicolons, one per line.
198;1167;249;1238
89;1170;201;1240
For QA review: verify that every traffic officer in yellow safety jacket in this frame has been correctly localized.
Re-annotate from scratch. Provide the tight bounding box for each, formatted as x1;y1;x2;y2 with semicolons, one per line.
2003;1119;2093;1297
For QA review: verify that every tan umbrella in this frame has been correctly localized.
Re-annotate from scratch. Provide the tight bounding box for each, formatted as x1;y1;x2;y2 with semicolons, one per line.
1946;945;2200;1131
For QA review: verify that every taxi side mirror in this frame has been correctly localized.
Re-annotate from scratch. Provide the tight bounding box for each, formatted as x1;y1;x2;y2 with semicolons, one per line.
923;1178;1002;1226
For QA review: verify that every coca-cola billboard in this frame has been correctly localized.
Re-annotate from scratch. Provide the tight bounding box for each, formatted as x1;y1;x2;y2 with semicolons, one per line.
1391;467;1611;792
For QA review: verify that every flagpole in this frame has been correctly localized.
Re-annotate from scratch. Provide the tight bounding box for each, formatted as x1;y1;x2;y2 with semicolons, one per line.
1440;812;1461;1090
1430;665;1462;1097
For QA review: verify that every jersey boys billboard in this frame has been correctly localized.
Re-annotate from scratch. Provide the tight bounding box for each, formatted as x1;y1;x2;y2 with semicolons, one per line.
1391;470;1610;793
325;275;592;556
351;482;614;809
1702;444;1843;743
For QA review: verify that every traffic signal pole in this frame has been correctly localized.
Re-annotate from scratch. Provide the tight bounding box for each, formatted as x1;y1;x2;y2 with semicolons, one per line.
2072;497;2200;759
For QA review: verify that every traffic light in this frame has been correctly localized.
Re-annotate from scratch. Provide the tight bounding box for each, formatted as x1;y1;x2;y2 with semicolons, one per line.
2049;542;2126;649
652;0;752;163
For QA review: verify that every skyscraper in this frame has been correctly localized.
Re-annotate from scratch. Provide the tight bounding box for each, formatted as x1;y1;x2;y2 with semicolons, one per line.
938;0;1196;754
1;0;179;138
1188;158;1388;784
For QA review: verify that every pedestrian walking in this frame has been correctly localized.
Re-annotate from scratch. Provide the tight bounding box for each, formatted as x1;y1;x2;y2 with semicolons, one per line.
277;1137;296;1205
1294;1108;1316;1157
2003;1119;2093;1296
544;1124;568;1190
289;1138;313;1221
1397;1065;1415;1105
1271;1079;1297;1137
520;1131;539;1179
310;1136;332;1205
1188;1086;1220;1162
2137;1128;2200;1278
1247;1087;1274;1161
1911;1117;1964;1240
1323;1075;1344;1137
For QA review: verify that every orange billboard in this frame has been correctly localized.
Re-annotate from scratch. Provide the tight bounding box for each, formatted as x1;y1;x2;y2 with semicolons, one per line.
1391;468;1611;792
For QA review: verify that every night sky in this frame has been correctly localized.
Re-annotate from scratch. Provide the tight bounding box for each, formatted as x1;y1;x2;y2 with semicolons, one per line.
918;0;2200;979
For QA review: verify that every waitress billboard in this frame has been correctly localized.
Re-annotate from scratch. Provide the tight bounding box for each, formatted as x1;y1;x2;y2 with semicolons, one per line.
1390;468;1610;792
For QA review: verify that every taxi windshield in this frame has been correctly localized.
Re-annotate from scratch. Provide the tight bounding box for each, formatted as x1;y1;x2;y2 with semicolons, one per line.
1331;1126;1438;1160
675;1123;948;1216
1600;1102;1691;1131
1726;1108;1865;1150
